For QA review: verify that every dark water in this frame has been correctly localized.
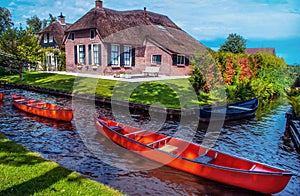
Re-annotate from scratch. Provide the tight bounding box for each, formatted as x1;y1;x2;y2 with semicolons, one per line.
0;87;299;196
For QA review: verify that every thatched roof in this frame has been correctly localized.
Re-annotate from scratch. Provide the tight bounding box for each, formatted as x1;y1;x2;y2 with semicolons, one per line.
40;22;71;49
66;7;206;55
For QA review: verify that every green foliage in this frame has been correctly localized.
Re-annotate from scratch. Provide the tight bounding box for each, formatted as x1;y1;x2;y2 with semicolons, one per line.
40;48;66;71
0;7;12;34
189;65;208;92
0;27;42;80
219;33;246;54
286;88;300;117
26;15;42;34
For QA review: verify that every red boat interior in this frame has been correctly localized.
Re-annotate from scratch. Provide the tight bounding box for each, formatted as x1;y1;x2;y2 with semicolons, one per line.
98;117;286;173
13;95;68;110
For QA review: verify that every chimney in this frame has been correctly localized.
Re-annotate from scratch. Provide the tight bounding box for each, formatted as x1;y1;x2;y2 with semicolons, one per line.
144;7;147;16
95;0;103;8
58;12;66;25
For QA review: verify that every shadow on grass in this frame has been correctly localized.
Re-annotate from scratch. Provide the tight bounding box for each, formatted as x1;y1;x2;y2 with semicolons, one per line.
0;166;73;196
0;135;45;166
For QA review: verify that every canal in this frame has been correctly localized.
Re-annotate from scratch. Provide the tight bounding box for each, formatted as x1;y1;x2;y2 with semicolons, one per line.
0;87;299;195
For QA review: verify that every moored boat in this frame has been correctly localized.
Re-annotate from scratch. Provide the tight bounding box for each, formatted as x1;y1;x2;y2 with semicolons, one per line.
94;115;293;194
0;92;3;101
11;94;73;121
199;98;259;122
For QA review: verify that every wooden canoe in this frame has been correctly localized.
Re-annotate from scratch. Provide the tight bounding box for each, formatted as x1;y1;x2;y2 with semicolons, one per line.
199;98;259;122
0;92;3;101
11;94;73;121
94;116;293;194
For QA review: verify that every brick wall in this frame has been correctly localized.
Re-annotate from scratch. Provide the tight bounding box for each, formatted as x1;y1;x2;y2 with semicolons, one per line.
65;30;192;76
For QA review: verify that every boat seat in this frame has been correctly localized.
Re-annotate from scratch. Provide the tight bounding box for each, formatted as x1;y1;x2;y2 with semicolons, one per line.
109;126;123;132
194;155;214;164
159;144;178;153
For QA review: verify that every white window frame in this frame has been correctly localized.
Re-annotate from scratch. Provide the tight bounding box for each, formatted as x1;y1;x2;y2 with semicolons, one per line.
123;45;132;66
43;34;48;43
111;44;120;66
49;35;54;43
78;45;85;64
92;44;100;65
177;54;185;65
151;55;162;65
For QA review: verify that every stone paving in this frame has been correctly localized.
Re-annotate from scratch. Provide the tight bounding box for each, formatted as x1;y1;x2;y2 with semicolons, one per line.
43;71;190;82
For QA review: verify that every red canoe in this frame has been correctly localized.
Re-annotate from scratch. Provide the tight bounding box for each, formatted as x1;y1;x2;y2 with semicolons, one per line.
94;116;293;194
12;94;73;121
0;92;3;101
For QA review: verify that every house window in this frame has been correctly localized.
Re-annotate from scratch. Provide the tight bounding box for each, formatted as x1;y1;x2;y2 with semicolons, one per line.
78;45;85;64
152;55;162;65
93;44;101;65
111;44;120;66
71;32;75;41
49;35;54;43
43;34;48;43
90;29;95;40
177;55;185;65
123;46;132;66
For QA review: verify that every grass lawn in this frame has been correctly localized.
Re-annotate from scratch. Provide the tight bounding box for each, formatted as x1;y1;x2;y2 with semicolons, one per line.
0;133;125;196
0;72;211;108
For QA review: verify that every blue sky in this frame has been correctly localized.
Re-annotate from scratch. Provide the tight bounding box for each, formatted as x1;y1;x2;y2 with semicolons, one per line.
1;0;299;64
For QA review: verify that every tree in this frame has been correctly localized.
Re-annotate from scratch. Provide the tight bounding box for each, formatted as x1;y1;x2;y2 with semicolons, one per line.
0;27;41;80
26;15;42;34
0;7;13;34
219;33;246;54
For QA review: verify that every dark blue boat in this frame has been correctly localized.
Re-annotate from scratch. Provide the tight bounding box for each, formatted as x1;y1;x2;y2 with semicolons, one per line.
199;98;259;122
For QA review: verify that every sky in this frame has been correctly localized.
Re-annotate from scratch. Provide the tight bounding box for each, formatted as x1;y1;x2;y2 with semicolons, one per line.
1;0;299;65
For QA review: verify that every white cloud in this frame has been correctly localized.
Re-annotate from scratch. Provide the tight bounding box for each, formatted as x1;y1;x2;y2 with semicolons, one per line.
5;0;300;41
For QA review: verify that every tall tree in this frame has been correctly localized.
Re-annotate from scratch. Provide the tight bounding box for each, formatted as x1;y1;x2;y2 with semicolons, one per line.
26;15;42;34
0;7;13;34
0;27;41;80
219;33;246;54
49;14;57;24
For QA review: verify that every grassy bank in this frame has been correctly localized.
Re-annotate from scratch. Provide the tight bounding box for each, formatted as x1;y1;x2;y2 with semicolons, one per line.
0;133;124;196
0;72;206;108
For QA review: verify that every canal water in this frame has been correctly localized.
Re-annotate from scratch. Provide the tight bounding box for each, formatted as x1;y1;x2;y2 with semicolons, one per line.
0;87;299;196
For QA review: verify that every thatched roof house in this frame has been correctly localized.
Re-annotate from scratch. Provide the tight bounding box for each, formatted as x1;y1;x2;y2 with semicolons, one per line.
39;13;71;49
64;0;206;76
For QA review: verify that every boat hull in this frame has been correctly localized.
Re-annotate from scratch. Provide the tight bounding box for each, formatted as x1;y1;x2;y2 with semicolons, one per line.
94;116;292;194
199;98;259;122
12;94;73;121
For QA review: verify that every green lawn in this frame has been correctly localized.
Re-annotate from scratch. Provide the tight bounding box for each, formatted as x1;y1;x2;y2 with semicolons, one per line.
0;72;210;108
0;133;125;196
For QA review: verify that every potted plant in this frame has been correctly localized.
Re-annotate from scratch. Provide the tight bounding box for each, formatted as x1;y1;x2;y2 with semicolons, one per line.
125;71;132;79
77;62;83;69
119;70;125;78
92;64;98;70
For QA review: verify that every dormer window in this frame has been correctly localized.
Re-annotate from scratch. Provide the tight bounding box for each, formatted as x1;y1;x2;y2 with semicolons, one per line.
43;34;48;43
49;35;54;43
90;29;95;40
71;32;75;41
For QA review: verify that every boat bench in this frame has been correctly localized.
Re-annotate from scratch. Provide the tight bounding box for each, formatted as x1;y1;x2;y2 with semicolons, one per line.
142;66;160;77
193;150;218;164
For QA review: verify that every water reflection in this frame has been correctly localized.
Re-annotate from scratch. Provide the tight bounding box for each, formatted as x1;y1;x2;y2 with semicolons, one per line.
0;87;299;195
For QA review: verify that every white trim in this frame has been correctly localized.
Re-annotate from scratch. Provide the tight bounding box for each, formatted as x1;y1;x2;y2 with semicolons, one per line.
123;45;132;67
111;44;120;66
177;54;185;65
